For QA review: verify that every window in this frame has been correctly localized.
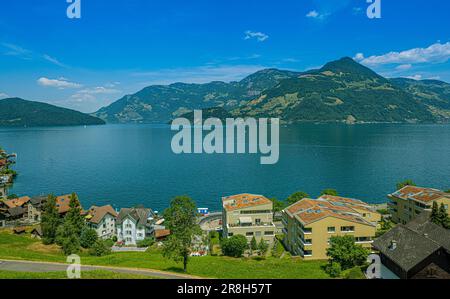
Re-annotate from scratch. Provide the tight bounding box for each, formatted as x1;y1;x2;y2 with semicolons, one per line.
341;226;355;232
246;232;254;236
303;250;313;256
327;227;335;233
355;237;372;242
304;239;312;245
302;227;312;234
264;231;274;236
255;231;261;237
255;219;261;225
228;233;234;237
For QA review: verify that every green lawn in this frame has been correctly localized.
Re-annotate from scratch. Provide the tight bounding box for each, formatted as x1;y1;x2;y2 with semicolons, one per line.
0;231;330;279
0;270;154;279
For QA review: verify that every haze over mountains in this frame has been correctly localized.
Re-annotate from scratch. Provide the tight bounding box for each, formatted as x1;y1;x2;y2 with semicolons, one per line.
93;57;450;124
1;57;450;127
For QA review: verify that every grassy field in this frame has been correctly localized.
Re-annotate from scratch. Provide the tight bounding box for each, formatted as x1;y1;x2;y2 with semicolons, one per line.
0;270;154;279
0;230;330;279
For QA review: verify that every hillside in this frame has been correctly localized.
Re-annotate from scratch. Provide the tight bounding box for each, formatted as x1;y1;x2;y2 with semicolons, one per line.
93;69;300;123
0;98;106;127
232;58;444;124
94;57;450;124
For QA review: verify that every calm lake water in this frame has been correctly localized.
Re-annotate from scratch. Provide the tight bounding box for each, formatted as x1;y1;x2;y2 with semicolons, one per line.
1;124;449;211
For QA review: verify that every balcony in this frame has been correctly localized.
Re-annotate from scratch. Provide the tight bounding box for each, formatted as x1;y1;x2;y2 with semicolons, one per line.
228;222;275;228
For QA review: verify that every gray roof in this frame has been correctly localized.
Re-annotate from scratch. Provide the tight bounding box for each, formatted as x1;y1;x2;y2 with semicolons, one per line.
30;196;46;206
116;207;154;226
8;206;26;217
373;212;450;272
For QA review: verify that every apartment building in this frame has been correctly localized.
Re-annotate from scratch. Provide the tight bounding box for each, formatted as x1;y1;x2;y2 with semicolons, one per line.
86;205;118;239
222;194;276;245
388;186;450;224
282;195;380;260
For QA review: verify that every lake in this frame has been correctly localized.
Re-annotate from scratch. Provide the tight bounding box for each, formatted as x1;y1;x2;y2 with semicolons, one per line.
1;124;449;212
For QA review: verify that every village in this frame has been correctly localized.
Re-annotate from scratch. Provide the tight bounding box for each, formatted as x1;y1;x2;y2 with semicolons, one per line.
0;147;449;279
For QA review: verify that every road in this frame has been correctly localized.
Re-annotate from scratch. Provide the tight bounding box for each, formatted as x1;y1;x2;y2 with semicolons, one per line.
0;259;201;279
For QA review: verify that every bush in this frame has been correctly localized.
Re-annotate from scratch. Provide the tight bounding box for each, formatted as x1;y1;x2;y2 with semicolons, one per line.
89;240;111;256
137;238;155;248
80;227;98;249
325;262;342;278
103;238;115;248
221;235;248;258
111;236;118;242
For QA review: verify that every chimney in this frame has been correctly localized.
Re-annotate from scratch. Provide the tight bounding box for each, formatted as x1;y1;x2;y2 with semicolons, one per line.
390;240;397;250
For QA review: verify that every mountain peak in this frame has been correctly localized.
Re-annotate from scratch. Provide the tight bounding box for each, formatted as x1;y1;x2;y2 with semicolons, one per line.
320;57;385;81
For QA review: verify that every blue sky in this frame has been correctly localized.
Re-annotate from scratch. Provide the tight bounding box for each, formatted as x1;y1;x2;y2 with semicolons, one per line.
0;0;449;113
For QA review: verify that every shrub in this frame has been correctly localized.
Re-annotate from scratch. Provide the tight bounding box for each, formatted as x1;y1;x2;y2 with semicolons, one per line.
325;262;342;278
221;235;248;258
345;267;366;279
137;237;155;248
89;240;111;256
80;227;98;249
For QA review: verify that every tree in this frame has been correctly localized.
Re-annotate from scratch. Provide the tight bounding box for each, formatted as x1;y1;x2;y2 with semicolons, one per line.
64;193;85;236
57;222;81;255
269;197;285;212
249;236;258;254
80;227;98;249
41;195;61;245
320;189;338;196
221;235;248;258
396;179;416;190
162;196;200;272
286;191;309;205
326;236;369;270
430;201;440;224
89;239;111;256
325;262;342;278
437;203;450;229
376;218;394;237
258;239;269;256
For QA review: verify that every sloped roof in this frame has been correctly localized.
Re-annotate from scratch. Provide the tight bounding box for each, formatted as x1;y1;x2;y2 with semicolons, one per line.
4;196;31;209
7;206;26;217
390;186;449;203
373;212;450;272
87;205;118;224
116;207;154;226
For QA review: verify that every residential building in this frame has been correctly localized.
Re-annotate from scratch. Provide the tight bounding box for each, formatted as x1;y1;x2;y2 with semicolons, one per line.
373;212;450;279
0;184;6;200
0;196;31;210
388;186;450;224
222;194;276;245
282;195;380;260
25;196;47;223
55;194;78;216
116;207;155;245
86;205;118;239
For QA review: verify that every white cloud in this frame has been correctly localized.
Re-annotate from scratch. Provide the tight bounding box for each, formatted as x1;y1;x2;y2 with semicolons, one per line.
357;42;450;66
0;92;9;98
354;53;365;61
406;74;422;80
77;86;121;95
396;64;412;71
1;43;32;59
37;77;82;89
305;10;329;20
43;54;67;68
244;31;269;42
306;10;319;18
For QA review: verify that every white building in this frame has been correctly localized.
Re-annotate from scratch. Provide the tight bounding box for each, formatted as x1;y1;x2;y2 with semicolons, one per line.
116;207;155;245
86;205;118;239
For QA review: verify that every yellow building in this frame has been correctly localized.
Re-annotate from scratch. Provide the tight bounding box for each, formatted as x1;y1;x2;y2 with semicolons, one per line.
222;194;276;245
282;195;380;260
388;186;450;224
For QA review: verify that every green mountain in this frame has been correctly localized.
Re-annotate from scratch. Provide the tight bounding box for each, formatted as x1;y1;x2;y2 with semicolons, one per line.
0;98;105;127
95;57;450;124
232;57;444;124
93;69;300;123
169;107;232;124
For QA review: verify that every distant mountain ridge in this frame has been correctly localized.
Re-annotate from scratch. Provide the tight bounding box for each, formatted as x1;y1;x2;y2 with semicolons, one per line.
0;98;105;127
94;57;450;124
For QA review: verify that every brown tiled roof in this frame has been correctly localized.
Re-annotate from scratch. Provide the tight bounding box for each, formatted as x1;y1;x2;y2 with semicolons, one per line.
4;196;31;209
56;194;83;214
87;205;118;224
391;186;449;203
155;229;171;239
285;197;375;226
222;193;272;211
0;159;7;167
